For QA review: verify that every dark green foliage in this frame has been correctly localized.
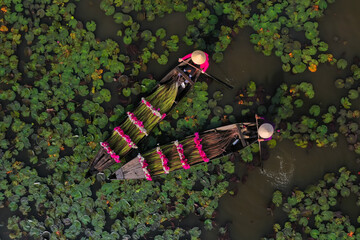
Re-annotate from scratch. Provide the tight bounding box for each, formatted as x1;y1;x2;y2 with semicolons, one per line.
1;0;355;239
264;168;360;239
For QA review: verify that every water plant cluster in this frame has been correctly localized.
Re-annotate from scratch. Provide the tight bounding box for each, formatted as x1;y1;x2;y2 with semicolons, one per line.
264;167;360;239
1;0;358;239
99;0;336;72
249;0;337;73
268;82;338;149
0;0;241;239
333;63;360;154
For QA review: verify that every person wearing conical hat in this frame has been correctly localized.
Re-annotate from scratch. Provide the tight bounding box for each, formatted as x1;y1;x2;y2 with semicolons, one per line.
258;123;274;141
256;115;275;142
179;50;209;73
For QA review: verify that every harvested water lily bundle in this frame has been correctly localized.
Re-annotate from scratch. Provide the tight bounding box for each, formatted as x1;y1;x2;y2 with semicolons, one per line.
112;122;260;180
89;60;201;174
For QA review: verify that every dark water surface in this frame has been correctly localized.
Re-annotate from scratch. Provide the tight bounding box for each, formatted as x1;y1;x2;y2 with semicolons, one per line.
209;0;360;239
75;0;360;239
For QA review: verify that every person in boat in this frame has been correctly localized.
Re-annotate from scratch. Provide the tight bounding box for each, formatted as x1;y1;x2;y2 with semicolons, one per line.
179;50;210;75
256;115;275;142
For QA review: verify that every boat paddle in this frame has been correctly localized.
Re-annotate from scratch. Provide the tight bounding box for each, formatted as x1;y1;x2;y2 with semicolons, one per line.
181;60;234;89
255;114;264;171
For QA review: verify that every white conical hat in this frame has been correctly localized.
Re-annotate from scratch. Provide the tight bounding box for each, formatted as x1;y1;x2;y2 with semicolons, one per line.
191;50;206;65
258;123;274;139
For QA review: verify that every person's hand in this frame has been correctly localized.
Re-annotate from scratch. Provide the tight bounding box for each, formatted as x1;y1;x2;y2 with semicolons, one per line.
201;70;204;73
178;58;183;62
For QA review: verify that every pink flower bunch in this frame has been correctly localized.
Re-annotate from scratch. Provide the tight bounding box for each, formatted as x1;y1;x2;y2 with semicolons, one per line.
193;132;209;162
127;112;148;136
100;142;120;163
174;141;190;170
156;147;170;174
114;126;138;149
138;154;152;181
141;97;166;119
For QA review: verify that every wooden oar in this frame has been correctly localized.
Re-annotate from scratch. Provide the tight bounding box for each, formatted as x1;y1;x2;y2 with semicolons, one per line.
255;114;264;171
181;60;234;89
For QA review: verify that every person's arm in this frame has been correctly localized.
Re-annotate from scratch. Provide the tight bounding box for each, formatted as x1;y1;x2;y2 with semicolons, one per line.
201;61;209;72
201;52;209;72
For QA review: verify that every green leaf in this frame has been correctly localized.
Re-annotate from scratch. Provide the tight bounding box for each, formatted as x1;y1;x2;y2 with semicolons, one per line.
309;105;320;117
224;105;233;114
292;63;307;74
122;88;131;97
272;190;283;207
155;28;166;39
337;59;348;69
348;89;359;100
294;99;303;108
86;21;97;32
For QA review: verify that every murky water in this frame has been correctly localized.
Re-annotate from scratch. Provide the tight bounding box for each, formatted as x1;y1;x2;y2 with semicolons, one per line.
75;0;360;239
208;0;360;239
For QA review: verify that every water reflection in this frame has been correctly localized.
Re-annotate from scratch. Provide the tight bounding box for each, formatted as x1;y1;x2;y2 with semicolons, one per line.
260;153;295;190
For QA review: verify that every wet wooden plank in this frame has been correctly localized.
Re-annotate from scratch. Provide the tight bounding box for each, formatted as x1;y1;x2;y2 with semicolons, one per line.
119;157;146;179
236;123;248;147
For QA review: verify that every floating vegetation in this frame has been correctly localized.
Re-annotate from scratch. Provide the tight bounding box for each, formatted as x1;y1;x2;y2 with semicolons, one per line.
268;82;339;149
2;0;359;239
264;167;360;240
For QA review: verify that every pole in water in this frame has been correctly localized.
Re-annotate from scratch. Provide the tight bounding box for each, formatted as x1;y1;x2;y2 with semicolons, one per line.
255;114;263;170
183;61;234;89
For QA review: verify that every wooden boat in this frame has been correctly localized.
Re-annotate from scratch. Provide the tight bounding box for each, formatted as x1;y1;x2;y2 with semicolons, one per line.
111;122;259;180
88;60;203;175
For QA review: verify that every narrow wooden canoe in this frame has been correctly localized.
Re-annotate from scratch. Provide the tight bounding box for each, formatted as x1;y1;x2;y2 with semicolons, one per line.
111;122;258;180
88;60;203;175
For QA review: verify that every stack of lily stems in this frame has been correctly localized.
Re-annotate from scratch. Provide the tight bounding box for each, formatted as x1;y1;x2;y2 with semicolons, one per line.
144;128;238;175
91;81;179;172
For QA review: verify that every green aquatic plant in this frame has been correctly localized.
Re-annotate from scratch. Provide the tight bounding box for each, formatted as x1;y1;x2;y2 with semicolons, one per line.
337;58;348;69
264;167;360;240
0;0;351;239
249;0;336;74
269;82;338;148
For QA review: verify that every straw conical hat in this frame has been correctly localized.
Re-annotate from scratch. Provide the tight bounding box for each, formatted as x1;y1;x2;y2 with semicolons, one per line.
191;50;206;65
258;123;274;139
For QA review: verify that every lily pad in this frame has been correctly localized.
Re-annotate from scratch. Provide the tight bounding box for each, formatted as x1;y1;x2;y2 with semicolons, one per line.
345;77;354;89
224;105;233;114
122;88;131;97
119;75;129;87
309;105;320;117
213;91;223;101
337;58;348;69
213;106;224;116
346;134;357;144
103;72;114;83
208;99;217;108
348;89;359;100
212;52;223;63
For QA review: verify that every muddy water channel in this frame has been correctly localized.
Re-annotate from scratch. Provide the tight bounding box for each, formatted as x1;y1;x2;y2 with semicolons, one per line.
76;0;360;239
